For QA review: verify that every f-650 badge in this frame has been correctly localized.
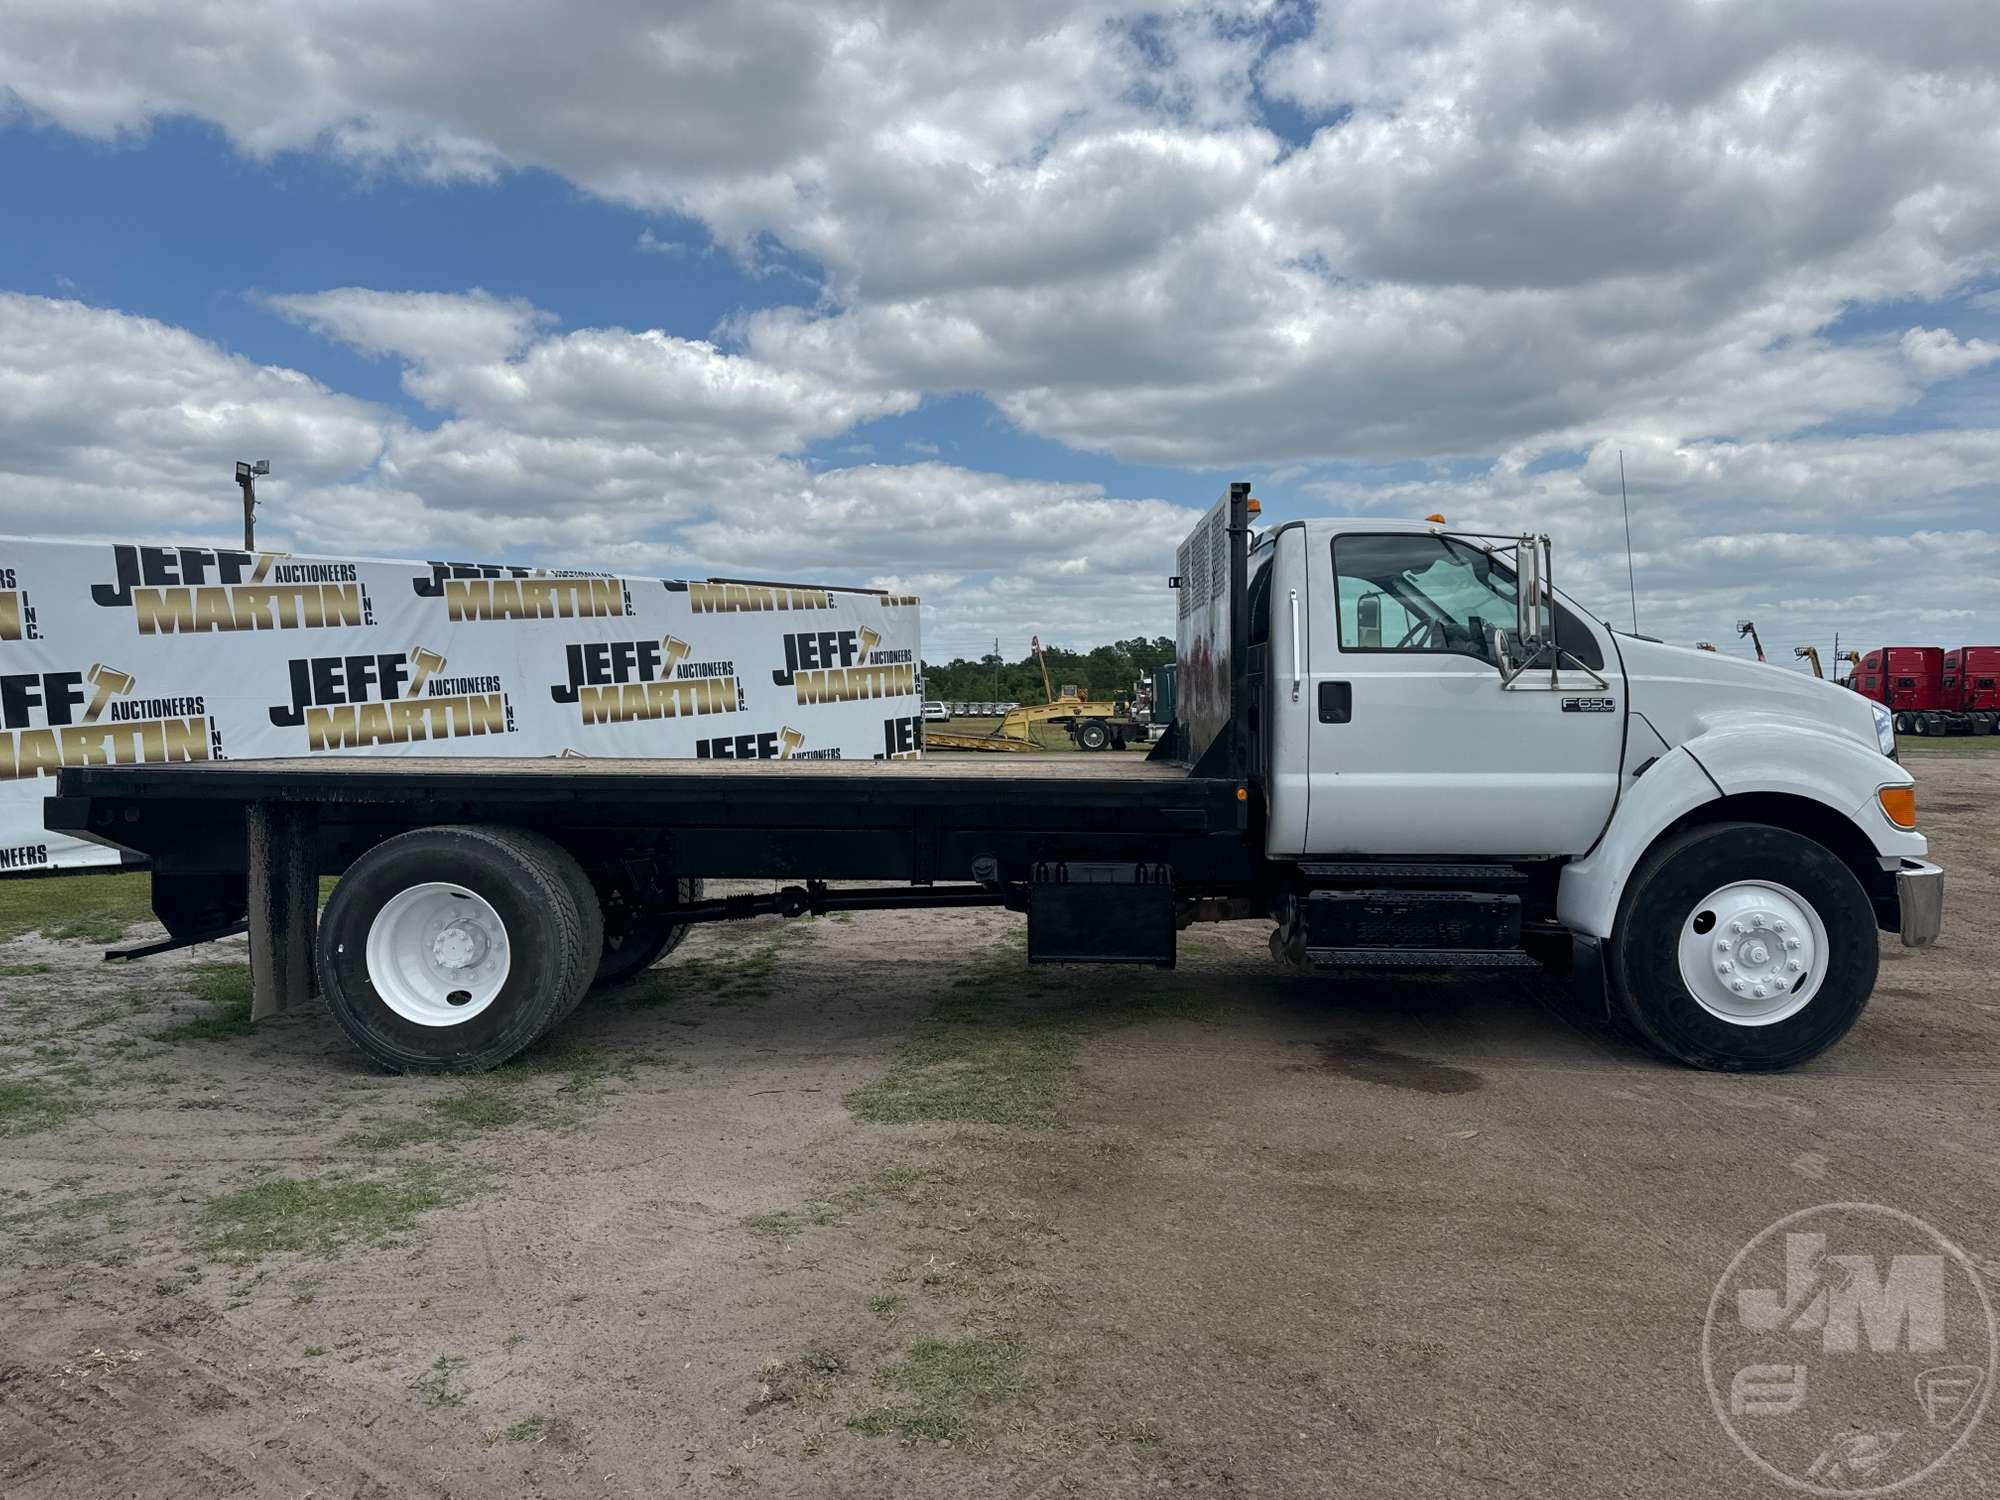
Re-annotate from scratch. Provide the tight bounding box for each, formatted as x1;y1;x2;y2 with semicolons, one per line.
1562;696;1615;712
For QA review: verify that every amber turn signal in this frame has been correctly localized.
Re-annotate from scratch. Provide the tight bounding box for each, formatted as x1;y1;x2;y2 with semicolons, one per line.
1877;785;1917;828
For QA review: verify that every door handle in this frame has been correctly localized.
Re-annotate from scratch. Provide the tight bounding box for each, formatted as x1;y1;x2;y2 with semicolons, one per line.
1319;680;1351;723
1289;589;1301;702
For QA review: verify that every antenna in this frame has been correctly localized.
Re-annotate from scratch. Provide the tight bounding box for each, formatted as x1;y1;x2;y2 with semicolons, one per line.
1619;448;1639;633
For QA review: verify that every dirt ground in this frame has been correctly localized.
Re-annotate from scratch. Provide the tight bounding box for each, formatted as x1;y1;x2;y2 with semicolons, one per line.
2;746;1996;1498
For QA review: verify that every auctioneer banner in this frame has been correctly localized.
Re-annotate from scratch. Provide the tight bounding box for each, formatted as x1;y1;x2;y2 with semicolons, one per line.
0;536;922;873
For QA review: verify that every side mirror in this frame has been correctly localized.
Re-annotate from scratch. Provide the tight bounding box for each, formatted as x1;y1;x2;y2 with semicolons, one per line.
1357;592;1381;648
1515;535;1545;646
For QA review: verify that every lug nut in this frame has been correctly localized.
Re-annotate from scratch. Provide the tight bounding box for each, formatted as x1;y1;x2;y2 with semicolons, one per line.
1731;922;1745;936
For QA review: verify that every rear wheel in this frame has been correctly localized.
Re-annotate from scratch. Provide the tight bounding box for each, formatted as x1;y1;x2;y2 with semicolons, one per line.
1608;822;1877;1071
593;878;703;987
1893;712;1911;734
1076;720;1110;751
317;825;601;1073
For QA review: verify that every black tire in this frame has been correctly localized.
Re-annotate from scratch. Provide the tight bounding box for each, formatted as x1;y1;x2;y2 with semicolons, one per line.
317;825;601;1073
1893;712;1910;734
1076;720;1110;751
593;878;703;988
1607;822;1877;1071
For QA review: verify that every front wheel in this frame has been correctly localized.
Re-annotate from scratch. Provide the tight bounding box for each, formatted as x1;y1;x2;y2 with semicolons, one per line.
1607;822;1877;1071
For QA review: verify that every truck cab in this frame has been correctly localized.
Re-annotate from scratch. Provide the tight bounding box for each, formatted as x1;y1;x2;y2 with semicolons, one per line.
1179;491;1942;1070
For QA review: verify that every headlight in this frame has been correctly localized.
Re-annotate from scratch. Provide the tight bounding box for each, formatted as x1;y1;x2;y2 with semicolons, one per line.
1872;701;1896;757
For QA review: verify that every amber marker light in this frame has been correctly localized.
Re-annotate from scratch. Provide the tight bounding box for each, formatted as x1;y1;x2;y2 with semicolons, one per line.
1877;785;1917;828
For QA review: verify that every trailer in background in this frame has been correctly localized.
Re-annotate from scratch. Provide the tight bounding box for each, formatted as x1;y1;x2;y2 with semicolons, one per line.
1851;647;1945;734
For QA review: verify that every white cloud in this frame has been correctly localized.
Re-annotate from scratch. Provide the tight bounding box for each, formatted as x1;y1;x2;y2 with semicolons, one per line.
1899;326;2000;381
264;288;553;368
0;292;1194;652
4;4;2000;653
0;293;388;540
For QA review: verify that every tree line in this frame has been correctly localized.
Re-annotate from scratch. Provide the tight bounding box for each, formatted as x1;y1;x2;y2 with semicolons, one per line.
920;636;1176;705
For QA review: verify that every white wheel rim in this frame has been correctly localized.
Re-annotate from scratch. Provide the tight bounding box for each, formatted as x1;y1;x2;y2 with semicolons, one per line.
365;882;512;1027
1676;879;1828;1027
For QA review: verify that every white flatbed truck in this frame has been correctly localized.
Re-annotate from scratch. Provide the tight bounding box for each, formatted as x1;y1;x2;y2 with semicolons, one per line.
49;486;1942;1074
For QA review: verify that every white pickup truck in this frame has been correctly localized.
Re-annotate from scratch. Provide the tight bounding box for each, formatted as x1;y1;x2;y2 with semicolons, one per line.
53;484;1943;1075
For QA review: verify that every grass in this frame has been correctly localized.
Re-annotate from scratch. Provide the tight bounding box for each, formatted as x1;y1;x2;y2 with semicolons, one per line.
0;870;339;947
848;1335;1026;1444
846;951;1220;1129
343;1074;530;1152
416;1354;467;1408
1898;735;2000;758
344;1036;627;1152
153;964;256;1042
0;870;156;943
846;1020;1081;1128
628;928;791;1009
0;962;52;976
503;1415;546;1442
742;1210;808;1240
196;1165;472;1264
0;1076;88;1136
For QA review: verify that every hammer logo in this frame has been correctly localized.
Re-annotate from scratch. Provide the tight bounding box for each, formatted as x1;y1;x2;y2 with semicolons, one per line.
84;664;136;723
406;646;447;698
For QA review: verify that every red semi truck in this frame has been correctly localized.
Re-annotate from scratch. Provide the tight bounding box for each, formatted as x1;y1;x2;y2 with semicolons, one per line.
1850;645;1998;735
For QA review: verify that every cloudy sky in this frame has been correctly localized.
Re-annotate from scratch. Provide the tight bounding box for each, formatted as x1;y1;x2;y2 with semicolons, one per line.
1;1;1996;663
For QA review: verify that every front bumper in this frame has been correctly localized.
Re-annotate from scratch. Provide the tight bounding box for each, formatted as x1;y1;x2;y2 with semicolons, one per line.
1896;859;1944;947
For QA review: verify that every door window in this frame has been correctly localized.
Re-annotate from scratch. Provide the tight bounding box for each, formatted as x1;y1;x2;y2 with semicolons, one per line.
1332;534;1537;663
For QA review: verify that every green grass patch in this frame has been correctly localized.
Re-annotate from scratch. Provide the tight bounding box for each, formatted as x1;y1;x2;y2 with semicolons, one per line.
846;954;1220;1129
0;962;53;977
416;1354;467;1408
846;1022;1081;1127
0;1076;88;1137
628;928;790;1009
343;1074;531;1151
848;1335;1026;1444
0;871;156;943
197;1165;472;1263
742;1210;808;1240
503;1415;546;1442
1898;735;2000;758
154;964;255;1042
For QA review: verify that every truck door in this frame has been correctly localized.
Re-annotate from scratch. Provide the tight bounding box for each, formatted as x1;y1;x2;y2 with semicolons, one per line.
1296;530;1624;858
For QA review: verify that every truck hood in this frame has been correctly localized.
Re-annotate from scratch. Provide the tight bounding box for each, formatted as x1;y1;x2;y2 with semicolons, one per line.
1614;634;1882;756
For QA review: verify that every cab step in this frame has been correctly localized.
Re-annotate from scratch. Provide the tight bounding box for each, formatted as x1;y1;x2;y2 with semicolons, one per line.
1272;887;1541;972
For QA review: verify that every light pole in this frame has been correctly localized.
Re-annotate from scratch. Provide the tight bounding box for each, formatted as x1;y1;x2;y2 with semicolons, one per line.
235;459;270;550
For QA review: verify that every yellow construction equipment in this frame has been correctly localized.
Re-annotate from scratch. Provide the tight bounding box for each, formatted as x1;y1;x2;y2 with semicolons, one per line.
921;635;1132;752
1796;645;1825;678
